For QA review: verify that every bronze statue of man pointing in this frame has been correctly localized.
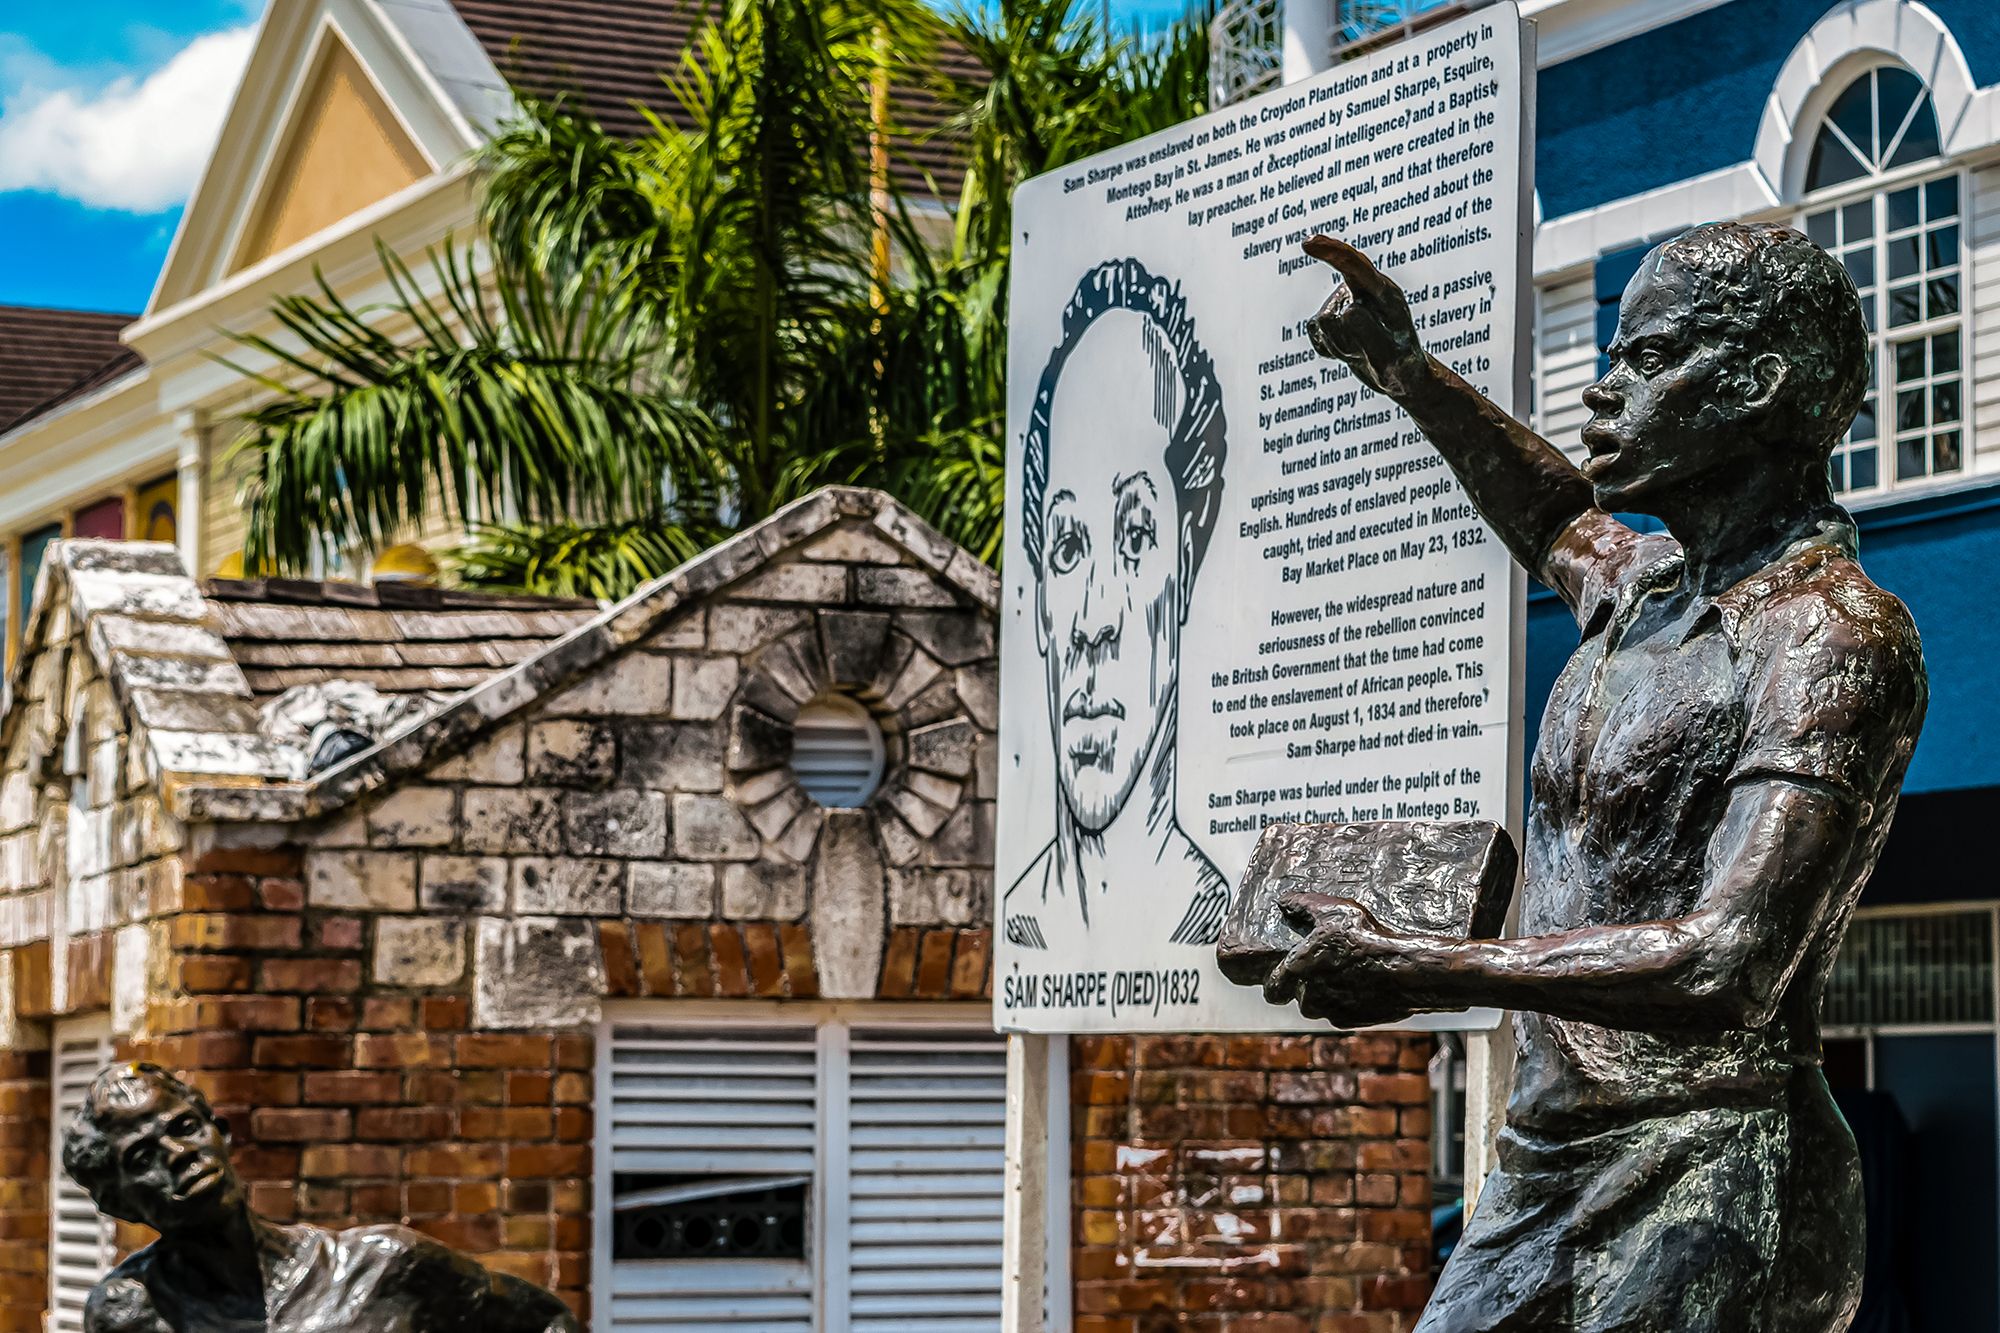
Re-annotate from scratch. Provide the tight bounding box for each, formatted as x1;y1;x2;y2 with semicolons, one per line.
1260;223;1926;1330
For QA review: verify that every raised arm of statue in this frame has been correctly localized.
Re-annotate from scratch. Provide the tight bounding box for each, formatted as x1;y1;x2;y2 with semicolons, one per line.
1303;234;1598;579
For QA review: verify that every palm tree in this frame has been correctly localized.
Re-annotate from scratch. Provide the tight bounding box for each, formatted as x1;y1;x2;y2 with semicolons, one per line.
221;0;1209;596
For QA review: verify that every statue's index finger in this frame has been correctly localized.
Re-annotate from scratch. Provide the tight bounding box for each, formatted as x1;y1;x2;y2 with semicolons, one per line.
1303;234;1396;302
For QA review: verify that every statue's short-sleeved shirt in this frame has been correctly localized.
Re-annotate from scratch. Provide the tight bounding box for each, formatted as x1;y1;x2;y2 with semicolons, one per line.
1512;508;1926;1135
94;1222;575;1333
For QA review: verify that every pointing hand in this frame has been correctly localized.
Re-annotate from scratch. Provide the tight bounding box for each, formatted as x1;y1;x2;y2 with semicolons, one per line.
1303;234;1430;400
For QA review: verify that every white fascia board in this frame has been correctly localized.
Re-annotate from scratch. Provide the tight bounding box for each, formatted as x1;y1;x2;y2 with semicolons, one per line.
145;0;491;321
0;375;179;533
1535;0;2000;271
0;369;149;457
1521;0;1735;67
1534;105;2000;280
127;167;480;389
161;262;485;422
1535;162;1782;278
212;8;483;284
369;0;518;140
142;0;299;318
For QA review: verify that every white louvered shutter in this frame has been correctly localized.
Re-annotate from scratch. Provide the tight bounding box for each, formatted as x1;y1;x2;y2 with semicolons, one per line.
50;1022;116;1332
843;1029;1007;1332
789;698;885;807
604;1023;819;1331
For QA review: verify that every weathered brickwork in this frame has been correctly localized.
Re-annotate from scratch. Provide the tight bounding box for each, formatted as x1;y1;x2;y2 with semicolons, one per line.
282;506;1001;1039
0;1051;48;1333
126;843;592;1309
0;498;1006;1326
1073;1033;1435;1333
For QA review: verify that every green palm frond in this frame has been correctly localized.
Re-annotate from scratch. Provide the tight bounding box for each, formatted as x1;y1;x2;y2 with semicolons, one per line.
222;0;1211;583
893;426;1007;563
479;97;674;289
447;519;717;600
220;240;718;574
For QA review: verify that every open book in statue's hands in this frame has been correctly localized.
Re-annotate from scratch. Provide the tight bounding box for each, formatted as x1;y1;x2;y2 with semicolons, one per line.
1217;820;1517;990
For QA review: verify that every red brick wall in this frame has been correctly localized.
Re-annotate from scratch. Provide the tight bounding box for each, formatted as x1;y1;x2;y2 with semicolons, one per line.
1072;1033;1435;1332
141;846;592;1316
131;849;994;1324
0;1051;48;1333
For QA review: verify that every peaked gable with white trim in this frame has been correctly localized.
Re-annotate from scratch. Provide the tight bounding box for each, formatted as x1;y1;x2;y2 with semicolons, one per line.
145;0;505;318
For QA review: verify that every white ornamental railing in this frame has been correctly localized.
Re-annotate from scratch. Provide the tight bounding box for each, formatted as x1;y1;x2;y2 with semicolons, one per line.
1210;0;1495;108
1209;0;1284;108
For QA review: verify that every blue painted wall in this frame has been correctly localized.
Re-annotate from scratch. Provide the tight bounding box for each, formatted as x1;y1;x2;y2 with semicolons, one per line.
1521;485;2000;798
1536;0;2000;220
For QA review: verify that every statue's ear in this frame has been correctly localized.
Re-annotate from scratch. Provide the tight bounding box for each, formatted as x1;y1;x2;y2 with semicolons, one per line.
1742;351;1788;412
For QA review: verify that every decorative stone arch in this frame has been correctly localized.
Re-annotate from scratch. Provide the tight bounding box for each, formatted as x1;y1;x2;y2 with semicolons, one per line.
723;601;993;998
1754;0;1979;201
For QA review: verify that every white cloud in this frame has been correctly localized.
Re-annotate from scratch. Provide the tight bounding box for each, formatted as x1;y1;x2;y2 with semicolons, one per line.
0;25;255;213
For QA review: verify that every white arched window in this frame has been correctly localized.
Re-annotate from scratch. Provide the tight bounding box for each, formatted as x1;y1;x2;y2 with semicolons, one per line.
1800;65;1964;495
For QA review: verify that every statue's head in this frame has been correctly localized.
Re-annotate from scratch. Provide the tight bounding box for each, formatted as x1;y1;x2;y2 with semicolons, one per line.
1019;258;1226;832
63;1064;244;1231
1581;220;1869;515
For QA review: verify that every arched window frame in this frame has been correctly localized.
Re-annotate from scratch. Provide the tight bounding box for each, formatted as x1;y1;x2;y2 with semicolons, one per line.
1794;60;1970;499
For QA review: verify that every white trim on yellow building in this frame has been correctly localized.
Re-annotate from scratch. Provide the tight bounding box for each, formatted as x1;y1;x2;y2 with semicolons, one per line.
0;0;514;649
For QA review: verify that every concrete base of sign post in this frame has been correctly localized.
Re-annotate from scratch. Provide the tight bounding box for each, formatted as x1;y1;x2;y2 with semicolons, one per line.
1004;1033;1069;1332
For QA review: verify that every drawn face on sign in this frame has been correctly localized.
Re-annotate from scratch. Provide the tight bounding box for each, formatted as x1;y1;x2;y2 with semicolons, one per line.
1036;309;1185;832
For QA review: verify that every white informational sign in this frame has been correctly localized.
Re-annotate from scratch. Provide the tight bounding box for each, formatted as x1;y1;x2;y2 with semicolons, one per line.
995;5;1533;1033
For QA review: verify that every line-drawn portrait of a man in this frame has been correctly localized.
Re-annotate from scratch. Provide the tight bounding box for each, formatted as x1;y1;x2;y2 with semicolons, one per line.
1004;257;1230;953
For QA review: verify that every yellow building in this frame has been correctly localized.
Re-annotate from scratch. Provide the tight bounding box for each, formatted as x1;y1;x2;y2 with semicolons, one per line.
0;0;967;655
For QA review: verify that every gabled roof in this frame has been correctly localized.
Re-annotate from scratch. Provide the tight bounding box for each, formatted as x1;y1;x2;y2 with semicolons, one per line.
142;0;980;328
0;542;599;800
450;0;979;199
144;0;493;317
291;485;997;821
0;306;143;435
204;578;598;701
2;488;994;825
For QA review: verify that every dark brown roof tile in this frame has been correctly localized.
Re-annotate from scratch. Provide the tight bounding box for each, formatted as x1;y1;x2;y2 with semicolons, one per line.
204;577;599;701
450;0;977;199
0;305;143;435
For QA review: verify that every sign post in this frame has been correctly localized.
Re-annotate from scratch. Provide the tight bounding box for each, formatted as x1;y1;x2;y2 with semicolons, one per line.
996;8;1534;1321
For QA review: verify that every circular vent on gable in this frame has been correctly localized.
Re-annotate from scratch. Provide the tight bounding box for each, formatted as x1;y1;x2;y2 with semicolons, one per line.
790;694;886;807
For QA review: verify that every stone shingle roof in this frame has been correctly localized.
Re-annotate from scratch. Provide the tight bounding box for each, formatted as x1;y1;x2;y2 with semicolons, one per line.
203;578;598;702
287;486;996;820
0;547;605;799
207;486;996;822
0;305;143;435
449;0;980;199
2;489;992;824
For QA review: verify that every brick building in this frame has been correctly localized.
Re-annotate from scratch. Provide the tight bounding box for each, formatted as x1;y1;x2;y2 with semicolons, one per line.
0;487;1432;1331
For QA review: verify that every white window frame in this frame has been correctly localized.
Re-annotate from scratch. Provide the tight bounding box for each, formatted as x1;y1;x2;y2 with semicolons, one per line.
592;1001;1070;1333
1793;66;1973;502
49;1013;116;1333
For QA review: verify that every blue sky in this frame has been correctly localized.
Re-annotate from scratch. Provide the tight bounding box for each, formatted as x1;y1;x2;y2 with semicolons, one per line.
0;1;266;312
0;0;1193;315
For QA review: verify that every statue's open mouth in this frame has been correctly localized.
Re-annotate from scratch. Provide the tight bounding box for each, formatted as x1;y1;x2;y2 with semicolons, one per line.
1580;423;1625;477
172;1164;220;1199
